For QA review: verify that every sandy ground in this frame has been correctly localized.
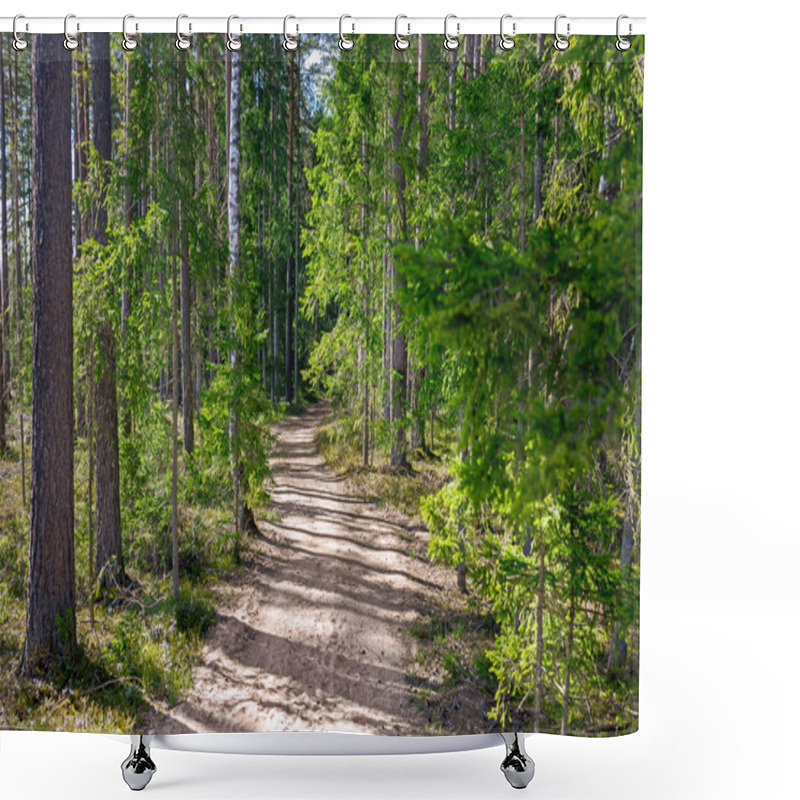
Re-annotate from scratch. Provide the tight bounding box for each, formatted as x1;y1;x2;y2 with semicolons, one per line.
152;402;448;735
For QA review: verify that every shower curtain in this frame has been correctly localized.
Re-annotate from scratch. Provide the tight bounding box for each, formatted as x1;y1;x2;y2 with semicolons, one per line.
0;29;642;740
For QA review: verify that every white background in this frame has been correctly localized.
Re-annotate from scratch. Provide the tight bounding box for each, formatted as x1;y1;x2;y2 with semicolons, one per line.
2;0;799;798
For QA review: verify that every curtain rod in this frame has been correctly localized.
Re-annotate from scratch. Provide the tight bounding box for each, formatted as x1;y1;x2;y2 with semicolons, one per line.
0;16;646;37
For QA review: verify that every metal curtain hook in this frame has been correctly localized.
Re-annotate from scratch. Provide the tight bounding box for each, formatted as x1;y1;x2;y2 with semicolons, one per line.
176;13;191;51
12;14;28;51
616;14;632;51
339;15;354;51
122;14;139;50
394;15;410;51
554;14;570;51
499;14;515;50
443;14;460;51
227;15;242;51
283;15;299;51
64;14;80;51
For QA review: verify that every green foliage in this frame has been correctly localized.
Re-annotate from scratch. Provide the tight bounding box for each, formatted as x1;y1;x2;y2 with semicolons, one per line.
171;590;217;638
188;369;277;513
319;36;644;733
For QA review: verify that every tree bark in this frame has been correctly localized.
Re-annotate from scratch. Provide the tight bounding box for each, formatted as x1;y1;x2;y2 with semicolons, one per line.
534;544;545;732
11;48;25;508
226;47;254;535
171;246;180;600
561;596;576;735
285;50;295;404
0;45;8;451
533;35;544;226
120;55;133;436
91;33;125;591
609;390;640;671
410;35;430;454
180;206;194;454
389;45;408;469
21;34;76;677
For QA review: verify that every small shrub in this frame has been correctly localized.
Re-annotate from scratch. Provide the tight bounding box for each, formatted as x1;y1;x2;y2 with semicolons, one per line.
172;591;216;638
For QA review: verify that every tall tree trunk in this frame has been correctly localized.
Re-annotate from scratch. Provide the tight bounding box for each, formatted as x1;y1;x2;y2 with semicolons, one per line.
11;49;24;508
285;50;295;404
294;203;299;404
534;544;545;732
360;131;370;465
87;348;95;621
120;56;133;436
410;35;430;453
91;33;125;591
177;58;194;455
389;45;408;469
72;42;88;435
226;47;254;535
561;595;576;735
609;389;640;671
171;246;180;600
21;34;76;677
180;205;194;454
0;45;7;451
533;35;544;226
519;113;526;250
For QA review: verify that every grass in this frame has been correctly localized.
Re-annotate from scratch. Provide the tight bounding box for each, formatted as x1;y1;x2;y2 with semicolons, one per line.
0;417;247;734
315;410;451;522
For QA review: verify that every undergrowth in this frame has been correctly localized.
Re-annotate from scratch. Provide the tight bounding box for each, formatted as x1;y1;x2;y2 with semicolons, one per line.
315;409;450;521
0;409;257;734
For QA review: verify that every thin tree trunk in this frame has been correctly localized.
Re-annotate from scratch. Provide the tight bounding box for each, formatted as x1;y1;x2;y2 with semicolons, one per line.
360;131;370;465
534;544;545;732
519;113;526;250
91;33;125;592
389;45;408;469
533;35;544;226
285;50;295;404
410;35;430;453
171;244;180;600
0;45;8;451
87;347;95;625
294;202;299;404
609;394;640;671
21;34;76;677
11;48;24;508
226;47;254;535
180;206;193;454
120;56;133;436
561;595;576;735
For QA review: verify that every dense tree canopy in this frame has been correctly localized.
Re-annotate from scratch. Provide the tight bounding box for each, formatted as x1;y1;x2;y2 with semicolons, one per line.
0;32;641;736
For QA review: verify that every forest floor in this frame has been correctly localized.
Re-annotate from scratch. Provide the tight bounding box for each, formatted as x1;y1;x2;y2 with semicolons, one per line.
148;401;475;735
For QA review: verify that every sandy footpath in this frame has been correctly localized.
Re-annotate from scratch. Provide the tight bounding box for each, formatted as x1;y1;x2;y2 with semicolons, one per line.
152;402;447;735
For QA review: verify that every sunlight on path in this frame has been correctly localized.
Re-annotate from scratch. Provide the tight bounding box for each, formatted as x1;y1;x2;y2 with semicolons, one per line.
157;402;446;735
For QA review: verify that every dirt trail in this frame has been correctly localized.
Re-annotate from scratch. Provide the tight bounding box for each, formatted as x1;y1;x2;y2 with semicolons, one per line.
155;402;447;735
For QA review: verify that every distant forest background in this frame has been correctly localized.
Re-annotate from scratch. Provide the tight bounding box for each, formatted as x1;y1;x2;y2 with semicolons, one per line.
0;32;642;736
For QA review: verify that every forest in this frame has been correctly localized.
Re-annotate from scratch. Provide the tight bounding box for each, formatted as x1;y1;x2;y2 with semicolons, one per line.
0;31;642;737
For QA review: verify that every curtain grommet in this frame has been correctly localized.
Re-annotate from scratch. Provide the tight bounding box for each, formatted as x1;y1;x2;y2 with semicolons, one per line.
443;14;460;51
394;15;410;51
616;15;632;51
554;14;570;51
175;13;192;51
283;15;299;51
339;14;355;51
499;14;515;50
12;14;28;51
122;14;139;51
227;15;242;51
63;14;80;51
